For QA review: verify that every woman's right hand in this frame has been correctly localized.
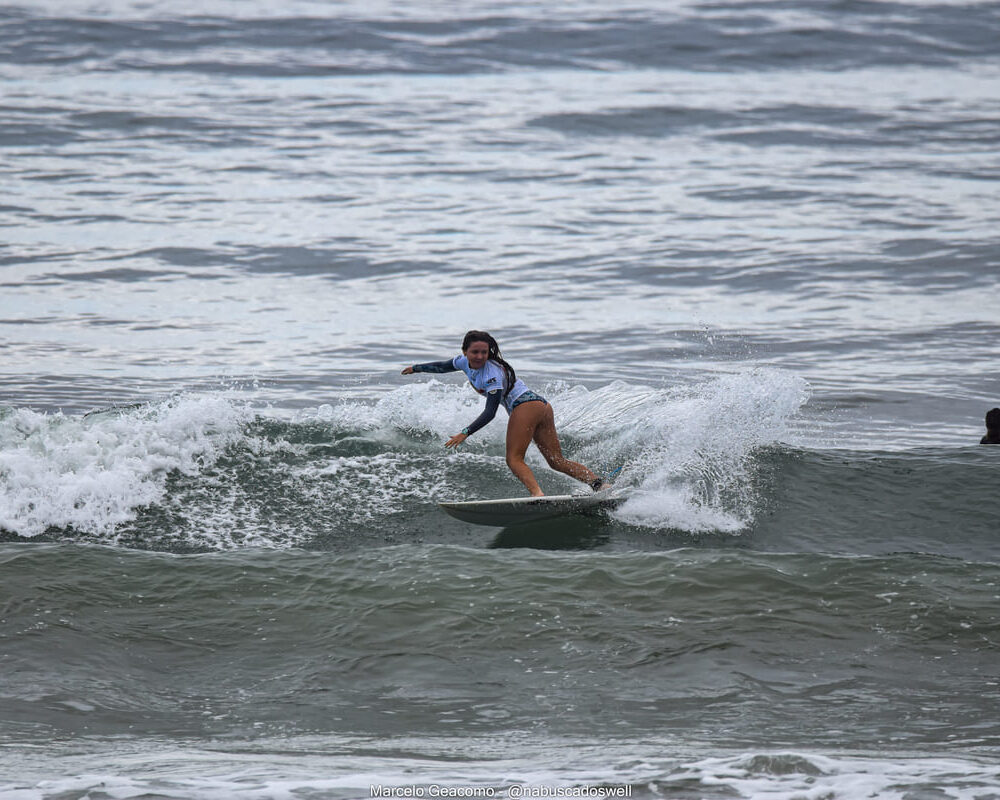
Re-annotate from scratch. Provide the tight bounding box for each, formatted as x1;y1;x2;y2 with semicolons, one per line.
401;366;414;375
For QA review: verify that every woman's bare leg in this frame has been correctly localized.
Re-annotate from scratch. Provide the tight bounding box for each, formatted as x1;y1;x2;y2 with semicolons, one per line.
505;401;547;496
533;404;598;485
514;402;600;488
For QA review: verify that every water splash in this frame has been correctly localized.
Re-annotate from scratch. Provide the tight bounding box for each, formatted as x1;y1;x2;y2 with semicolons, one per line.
0;394;251;538
551;369;811;531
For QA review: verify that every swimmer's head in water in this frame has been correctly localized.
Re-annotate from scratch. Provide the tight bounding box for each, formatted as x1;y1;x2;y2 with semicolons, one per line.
986;407;1000;431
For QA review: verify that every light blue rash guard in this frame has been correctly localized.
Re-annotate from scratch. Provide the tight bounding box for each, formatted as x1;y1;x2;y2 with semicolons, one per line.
411;355;529;436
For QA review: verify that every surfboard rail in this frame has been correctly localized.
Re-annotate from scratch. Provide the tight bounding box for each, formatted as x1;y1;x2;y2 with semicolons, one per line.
439;491;624;527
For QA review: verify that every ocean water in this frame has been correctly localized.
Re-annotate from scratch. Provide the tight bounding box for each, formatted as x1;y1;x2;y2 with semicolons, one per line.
2;0;999;797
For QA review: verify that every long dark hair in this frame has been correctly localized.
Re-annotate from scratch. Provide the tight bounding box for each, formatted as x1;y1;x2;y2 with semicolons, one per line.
462;330;516;397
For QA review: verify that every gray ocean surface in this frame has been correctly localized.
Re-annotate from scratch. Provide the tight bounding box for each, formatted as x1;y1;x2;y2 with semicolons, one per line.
2;0;1000;797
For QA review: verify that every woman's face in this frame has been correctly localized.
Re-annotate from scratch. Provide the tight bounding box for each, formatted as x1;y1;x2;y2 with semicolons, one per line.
464;340;490;369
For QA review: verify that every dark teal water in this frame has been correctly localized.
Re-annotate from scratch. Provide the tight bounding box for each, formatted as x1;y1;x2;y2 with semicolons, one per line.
2;0;1000;796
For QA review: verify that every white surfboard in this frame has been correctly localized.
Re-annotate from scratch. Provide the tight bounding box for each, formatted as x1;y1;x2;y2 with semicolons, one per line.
439;490;624;527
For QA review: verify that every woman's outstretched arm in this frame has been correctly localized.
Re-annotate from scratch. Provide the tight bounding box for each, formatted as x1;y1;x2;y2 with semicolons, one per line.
402;358;458;375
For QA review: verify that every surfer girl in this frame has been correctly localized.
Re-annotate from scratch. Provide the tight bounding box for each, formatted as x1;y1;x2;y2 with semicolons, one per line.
401;330;609;497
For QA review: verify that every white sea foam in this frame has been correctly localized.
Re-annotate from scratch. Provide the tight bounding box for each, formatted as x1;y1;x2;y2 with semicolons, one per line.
0;394;251;538
542;370;809;532
2;743;998;800
0;371;807;544
663;751;1000;799
575;368;811;532
306;451;497;519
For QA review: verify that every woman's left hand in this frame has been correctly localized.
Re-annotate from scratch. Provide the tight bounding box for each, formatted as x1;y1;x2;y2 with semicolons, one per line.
445;433;468;449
